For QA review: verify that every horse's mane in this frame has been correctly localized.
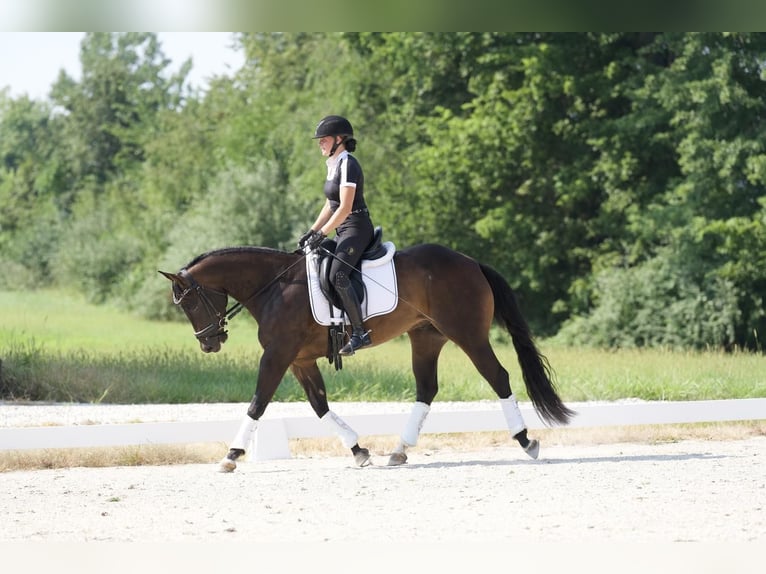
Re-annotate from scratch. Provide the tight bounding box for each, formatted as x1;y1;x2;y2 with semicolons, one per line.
183;246;293;269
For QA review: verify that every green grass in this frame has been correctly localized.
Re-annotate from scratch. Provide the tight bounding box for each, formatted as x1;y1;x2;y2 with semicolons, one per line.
0;289;260;352
542;346;766;401
1;289;765;404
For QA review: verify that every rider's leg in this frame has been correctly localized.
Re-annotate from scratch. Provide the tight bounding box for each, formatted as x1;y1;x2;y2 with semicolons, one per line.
333;269;371;355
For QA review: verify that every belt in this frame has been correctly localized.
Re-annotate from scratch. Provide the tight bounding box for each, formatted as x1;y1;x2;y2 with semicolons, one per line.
350;208;369;215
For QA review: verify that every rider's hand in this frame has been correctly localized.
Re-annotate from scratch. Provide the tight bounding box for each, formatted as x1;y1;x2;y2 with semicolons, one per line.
305;230;326;251
297;229;315;249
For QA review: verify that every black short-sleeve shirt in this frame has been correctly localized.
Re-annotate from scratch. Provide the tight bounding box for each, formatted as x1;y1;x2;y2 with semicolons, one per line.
324;151;367;213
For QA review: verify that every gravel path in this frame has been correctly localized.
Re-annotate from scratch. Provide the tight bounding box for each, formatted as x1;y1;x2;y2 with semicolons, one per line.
1;433;763;543
2;401;764;547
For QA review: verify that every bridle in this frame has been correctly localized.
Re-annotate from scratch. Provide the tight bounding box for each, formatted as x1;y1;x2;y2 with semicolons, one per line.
172;254;307;344
172;269;231;343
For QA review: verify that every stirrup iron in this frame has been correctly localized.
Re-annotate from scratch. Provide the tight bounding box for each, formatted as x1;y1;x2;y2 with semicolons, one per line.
339;329;371;356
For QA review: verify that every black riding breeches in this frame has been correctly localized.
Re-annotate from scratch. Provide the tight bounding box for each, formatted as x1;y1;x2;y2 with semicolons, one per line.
329;215;374;287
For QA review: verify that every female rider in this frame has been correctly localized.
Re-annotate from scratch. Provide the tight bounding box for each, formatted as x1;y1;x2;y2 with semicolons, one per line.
299;115;374;356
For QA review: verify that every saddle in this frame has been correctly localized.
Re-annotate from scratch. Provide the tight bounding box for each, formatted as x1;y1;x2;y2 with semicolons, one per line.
305;226;398;370
316;226;388;309
305;226;398;327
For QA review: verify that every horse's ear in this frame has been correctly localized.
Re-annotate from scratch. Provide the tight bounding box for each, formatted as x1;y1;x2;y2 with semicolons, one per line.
158;270;182;283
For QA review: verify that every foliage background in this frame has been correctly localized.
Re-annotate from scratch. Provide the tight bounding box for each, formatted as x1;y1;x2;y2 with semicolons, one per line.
2;32;765;350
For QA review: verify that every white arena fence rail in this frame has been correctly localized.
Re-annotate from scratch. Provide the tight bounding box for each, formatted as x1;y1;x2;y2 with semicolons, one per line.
1;399;764;461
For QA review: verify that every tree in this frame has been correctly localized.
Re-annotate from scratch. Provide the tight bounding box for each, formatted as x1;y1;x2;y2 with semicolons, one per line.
50;33;189;187
0;93;65;284
558;33;766;349
4;32;766;349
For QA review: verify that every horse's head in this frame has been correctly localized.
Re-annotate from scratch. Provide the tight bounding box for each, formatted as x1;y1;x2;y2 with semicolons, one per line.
159;270;229;353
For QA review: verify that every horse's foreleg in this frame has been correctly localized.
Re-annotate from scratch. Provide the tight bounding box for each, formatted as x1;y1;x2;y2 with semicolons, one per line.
388;401;431;466
320;410;371;467
291;359;371;467
219;349;292;473
500;394;539;459
218;415;258;473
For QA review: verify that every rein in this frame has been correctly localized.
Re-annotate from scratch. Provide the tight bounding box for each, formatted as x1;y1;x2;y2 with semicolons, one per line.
176;254;307;340
223;253;307;320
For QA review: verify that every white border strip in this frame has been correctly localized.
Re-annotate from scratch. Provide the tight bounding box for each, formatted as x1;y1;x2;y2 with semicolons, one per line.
1;399;764;460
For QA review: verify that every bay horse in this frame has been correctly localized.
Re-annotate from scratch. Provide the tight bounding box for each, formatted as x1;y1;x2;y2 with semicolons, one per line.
160;240;574;472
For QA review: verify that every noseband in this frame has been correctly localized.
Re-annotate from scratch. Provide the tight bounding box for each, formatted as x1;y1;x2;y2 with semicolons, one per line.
172;270;230;343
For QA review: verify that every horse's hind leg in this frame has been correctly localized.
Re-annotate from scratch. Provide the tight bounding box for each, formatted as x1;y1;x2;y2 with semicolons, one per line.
499;394;539;459
388;325;447;466
457;340;540;459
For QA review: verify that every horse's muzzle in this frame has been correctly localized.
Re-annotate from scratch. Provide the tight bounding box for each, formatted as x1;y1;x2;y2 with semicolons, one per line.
200;341;220;353
199;332;228;353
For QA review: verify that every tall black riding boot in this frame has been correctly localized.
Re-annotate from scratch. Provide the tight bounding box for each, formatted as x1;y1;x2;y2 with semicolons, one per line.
334;272;371;356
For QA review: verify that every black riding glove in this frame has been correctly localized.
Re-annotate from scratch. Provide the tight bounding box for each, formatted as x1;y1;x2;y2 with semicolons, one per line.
297;229;315;249
305;230;326;251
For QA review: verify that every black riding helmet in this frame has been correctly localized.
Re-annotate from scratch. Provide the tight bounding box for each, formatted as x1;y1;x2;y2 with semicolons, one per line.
313;115;354;139
313;115;356;156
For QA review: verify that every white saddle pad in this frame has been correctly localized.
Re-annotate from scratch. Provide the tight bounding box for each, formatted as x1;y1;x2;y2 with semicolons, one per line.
306;242;398;326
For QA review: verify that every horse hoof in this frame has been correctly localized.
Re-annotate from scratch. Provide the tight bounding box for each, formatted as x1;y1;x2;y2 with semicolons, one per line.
218;458;237;473
387;452;408;466
354;448;372;467
524;439;540;460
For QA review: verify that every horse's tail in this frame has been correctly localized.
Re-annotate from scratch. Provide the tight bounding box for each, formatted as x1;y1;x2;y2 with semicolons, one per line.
479;263;575;426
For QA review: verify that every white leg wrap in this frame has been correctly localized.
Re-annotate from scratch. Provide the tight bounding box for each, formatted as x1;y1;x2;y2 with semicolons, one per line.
230;415;258;450
401;401;431;447
321;410;359;449
500;394;527;436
